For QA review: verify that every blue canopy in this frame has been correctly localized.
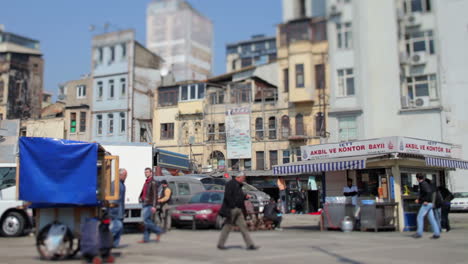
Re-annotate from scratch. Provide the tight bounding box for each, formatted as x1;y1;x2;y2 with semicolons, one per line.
19;137;99;206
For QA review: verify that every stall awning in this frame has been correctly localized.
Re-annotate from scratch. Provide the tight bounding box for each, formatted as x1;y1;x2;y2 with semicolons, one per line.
425;156;468;169
273;156;368;175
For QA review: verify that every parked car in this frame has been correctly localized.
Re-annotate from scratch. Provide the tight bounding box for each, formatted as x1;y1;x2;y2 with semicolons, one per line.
171;191;225;229
451;192;468;212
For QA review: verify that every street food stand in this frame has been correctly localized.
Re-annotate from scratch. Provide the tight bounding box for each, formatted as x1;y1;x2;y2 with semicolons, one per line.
17;137;119;260
273;136;468;232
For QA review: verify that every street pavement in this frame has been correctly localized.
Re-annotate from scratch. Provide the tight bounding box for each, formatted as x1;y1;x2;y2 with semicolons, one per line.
0;214;467;264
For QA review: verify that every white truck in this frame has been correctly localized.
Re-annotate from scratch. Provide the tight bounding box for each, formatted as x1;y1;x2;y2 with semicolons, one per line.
0;163;33;237
102;143;191;224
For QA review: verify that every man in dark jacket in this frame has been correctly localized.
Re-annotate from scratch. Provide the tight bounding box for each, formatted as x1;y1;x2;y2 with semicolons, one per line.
438;186;454;232
109;168;127;248
413;174;440;239
138;167;164;243
217;172;259;250
264;198;282;230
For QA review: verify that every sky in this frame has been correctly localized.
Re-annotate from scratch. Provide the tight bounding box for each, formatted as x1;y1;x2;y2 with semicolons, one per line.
2;0;282;99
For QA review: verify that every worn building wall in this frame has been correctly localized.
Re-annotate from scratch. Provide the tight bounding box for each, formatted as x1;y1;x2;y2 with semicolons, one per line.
23;117;65;138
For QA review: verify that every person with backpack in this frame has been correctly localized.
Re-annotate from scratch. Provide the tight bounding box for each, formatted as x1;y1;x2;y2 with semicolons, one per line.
413;174;440;239
157;180;172;231
438;186;454;232
138;167;164;243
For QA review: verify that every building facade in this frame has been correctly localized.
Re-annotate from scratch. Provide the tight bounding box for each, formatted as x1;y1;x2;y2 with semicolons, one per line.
147;0;213;82
226;35;277;73
91;30;163;143
0;30;43;120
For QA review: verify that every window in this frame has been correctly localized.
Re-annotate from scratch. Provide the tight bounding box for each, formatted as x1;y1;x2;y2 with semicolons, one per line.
283;68;289;92
404;0;431;14
97;81;103;99
0;167;16;191
70;112;77;133
98;47;103;62
281;115;290;138
109;80;114;99
79;112;86;132
406;74;437;100
160;123;174;139
283;150;290;164
256;151;265;170
158;87;179;106
177;183;191;195
315;112;325;137
268;117;277;139
269;150;278;168
218;123;226;140
294;148;302;162
231;83;251;104
231;59;236;71
0;81;4;103
110;46;115;62
255;118;264;140
295;64;305;88
230;159;240;171
315;64;325;89
241;57;252;68
180;83;205;101
120;112;126;133
244;159;252;170
97;115;103;135
207;124;215;141
121;43;126;58
296;114;304;136
339;116;357;141
337;68;355;96
0;114;3;120
120;78;126;96
76;85;86;98
299;0;306;17
108;114;114;134
337;23;353;49
405;30;435;55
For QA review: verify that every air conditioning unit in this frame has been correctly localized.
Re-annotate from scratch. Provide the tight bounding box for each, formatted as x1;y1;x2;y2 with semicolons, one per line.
401;96;411;109
414;96;430;107
410;52;427;65
405;13;422;27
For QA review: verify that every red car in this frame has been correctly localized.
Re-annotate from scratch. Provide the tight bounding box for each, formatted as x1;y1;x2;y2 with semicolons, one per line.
171;191;224;229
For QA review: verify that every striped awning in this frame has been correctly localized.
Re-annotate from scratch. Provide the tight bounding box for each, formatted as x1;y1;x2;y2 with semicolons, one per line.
273;157;367;175
425;156;468;169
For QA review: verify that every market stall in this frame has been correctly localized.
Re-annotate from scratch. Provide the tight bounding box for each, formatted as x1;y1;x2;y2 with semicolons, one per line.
273;136;468;232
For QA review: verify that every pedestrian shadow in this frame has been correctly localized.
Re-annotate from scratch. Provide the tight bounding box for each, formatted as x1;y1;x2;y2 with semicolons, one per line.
311;246;363;264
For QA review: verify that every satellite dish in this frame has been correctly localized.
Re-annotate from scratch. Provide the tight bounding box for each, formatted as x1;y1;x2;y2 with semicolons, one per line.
160;67;169;77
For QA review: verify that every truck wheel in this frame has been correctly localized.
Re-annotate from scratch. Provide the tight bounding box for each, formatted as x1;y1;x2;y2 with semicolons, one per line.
1;211;25;237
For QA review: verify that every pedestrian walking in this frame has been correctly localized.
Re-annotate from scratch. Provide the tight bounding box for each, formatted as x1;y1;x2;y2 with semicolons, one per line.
438;186;454;232
138;167;164;243
413;174;440;239
109;168;127;248
157;180;172;231
217;172;259;250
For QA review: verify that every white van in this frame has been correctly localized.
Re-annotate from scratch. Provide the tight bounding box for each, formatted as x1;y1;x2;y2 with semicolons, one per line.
0;163;33;237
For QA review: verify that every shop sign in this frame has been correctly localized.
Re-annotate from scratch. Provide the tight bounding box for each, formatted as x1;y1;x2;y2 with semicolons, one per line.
225;107;252;159
301;136;454;160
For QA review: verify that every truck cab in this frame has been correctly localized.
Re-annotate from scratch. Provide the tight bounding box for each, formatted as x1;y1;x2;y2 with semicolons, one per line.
0;163;33;237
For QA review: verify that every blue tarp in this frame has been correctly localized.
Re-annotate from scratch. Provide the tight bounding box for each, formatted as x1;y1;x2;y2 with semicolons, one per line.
19;137;99;206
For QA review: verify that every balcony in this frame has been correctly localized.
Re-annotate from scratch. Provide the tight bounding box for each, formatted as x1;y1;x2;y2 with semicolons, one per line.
178;100;204;115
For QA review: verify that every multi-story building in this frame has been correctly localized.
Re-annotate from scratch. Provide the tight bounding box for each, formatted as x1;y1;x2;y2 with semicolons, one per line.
91;30;163;143
226;35;277;72
58;75;93;141
325;0;468;190
0;29;43;120
147;0;213;82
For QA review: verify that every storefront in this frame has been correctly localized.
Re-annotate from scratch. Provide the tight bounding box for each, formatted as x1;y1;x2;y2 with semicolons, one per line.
273;137;468;232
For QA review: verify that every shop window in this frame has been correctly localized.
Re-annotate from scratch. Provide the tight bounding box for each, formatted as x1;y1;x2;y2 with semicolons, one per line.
79;112;86;132
256;151;265;170
70;112;77;133
356;169;385;197
281;115;290;138
255;117;264;140
161;123;174;139
295;64;304;88
282;150;290;164
295;114;304;136
268;117;277;139
244;159;252;170
269;150;278;168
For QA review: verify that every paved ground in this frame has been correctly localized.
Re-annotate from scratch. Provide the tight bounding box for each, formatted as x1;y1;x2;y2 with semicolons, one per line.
0;214;467;264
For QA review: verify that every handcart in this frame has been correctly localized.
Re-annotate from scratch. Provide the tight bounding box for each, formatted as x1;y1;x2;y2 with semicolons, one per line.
17;137;120;262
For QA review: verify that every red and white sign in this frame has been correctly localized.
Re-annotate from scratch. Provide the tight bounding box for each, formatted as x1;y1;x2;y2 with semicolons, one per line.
301;137;454;160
